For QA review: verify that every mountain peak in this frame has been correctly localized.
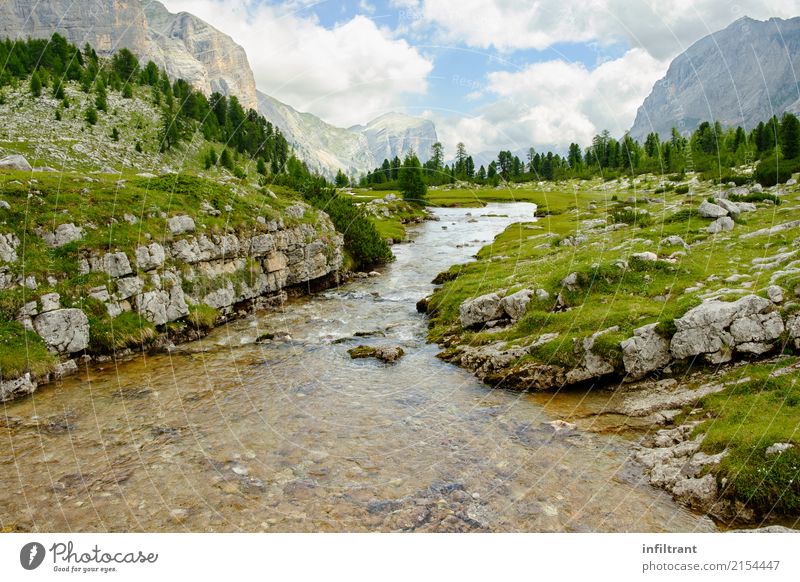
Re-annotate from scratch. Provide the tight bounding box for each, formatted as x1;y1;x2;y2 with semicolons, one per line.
630;15;800;141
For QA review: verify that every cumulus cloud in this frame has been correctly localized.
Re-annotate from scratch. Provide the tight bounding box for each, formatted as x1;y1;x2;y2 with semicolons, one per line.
429;48;667;154
160;0;433;126
415;0;799;59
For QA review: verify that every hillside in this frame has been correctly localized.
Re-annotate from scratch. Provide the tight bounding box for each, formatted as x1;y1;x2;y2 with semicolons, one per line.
0;0;259;111
630;16;800;141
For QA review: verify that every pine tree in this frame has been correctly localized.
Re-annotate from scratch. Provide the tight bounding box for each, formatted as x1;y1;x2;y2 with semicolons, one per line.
335;169;349;187
781;112;800;159
85;105;98;126
111;127;120;141
257;158;268;176
30;71;42;97
398;151;427;204
95;79;107;112
219;148;233;171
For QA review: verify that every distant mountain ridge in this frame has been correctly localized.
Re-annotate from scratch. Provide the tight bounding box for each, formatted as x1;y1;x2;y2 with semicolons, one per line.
258;93;438;178
630;16;800;141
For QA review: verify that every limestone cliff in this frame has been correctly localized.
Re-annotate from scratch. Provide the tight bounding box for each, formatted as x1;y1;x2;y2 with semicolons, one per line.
630;16;800;141
0;0;258;110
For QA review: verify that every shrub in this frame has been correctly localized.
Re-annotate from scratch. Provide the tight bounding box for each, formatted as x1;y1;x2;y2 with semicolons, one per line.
729;192;781;205
754;155;797;187
674;185;690;194
664;208;700;223
301;180;393;269
610;209;654;228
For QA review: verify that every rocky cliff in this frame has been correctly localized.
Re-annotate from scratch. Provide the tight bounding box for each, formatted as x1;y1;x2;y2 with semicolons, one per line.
630;16;800;141
0;0;258;110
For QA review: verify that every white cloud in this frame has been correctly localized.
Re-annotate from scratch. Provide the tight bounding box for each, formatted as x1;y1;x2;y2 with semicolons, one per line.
430;48;667;154
160;0;433;126
416;0;799;60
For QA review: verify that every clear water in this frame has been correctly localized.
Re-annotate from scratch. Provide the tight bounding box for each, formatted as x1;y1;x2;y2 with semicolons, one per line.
0;204;715;532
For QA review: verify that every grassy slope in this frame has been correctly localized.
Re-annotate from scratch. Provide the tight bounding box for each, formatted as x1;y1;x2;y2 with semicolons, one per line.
0;81;316;381
423;177;800;514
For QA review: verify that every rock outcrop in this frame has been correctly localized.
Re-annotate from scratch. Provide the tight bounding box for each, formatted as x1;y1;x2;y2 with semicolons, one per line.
621;323;671;381
670;295;784;363
32;309;90;354
1;203;344;401
459;288;537;328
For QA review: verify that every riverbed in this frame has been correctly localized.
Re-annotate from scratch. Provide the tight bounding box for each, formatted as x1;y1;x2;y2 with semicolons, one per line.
0;203;715;532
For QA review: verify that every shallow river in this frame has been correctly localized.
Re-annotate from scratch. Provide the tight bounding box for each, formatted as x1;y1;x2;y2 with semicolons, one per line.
0;204;715;532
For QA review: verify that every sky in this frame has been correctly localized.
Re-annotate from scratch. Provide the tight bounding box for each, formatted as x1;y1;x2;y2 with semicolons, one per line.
159;0;799;155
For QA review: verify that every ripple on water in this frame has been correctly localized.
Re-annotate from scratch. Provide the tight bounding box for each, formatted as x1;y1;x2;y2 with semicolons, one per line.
0;204;715;532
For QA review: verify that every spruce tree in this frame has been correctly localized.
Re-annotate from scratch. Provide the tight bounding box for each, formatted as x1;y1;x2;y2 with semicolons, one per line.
398;151;427;204
30;71;42;97
781;112;800;159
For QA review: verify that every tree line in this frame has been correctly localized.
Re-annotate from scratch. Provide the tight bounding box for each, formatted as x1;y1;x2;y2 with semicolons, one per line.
355;112;800;193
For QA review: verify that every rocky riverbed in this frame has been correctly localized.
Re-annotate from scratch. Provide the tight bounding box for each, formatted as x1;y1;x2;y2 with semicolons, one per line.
0;204;719;532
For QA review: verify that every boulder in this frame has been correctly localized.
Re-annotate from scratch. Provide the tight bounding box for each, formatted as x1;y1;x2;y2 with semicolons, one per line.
136;243;165;271
115;276;144;300
0;154;32;172
499;289;533;321
33;308;90;353
0;232;20;263
459;292;505;328
0;373;37;402
348;345;405;363
39;292;60;312
561;272;580;292
670;295;784;362
168;215;195;235
714;198;741;218
660;235;688;248
787;315;800;349
102;252;132;278
632;251;658;262
43;223;84;248
620;323;672;381
765;285;784;303
698;200;728;218
707;216;734;233
765;443;793;455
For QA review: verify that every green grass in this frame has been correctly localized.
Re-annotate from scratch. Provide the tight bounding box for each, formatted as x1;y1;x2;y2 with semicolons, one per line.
0;320;56;380
84;300;158;354
420;176;800;517
695;359;800;516
186;303;219;331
